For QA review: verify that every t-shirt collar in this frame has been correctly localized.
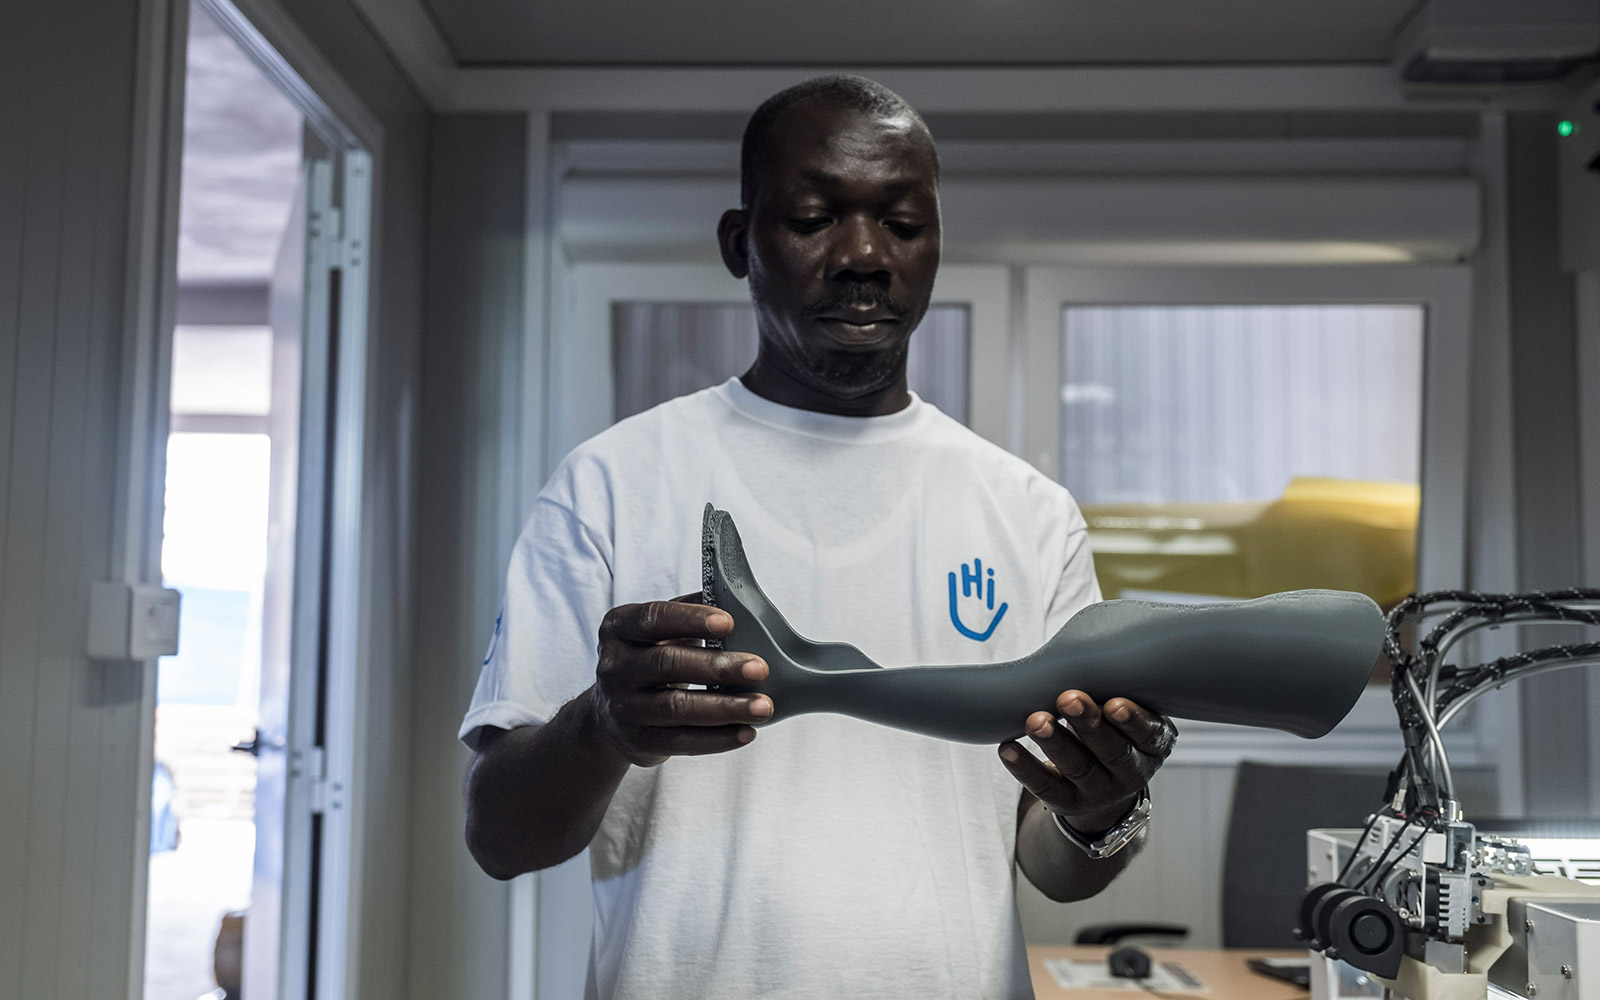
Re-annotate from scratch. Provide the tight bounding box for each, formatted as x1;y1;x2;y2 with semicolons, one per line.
716;375;930;443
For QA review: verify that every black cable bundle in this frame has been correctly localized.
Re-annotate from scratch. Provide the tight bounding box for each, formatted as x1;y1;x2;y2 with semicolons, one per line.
1383;588;1600;809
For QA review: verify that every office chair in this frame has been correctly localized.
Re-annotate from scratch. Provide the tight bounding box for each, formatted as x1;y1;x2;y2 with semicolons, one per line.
1072;761;1389;948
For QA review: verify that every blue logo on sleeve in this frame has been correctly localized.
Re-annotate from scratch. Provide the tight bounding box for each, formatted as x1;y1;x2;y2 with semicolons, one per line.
948;558;1009;641
483;610;503;666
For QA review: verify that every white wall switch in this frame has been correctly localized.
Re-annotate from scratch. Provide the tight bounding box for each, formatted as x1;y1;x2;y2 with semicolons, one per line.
88;581;182;660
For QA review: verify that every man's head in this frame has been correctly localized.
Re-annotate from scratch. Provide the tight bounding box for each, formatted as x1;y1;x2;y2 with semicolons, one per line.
719;75;941;407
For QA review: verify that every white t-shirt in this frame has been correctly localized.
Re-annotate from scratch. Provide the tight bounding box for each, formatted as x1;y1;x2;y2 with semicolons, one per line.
461;377;1101;1000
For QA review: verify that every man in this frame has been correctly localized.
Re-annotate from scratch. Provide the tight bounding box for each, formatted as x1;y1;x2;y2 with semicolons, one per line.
461;75;1177;999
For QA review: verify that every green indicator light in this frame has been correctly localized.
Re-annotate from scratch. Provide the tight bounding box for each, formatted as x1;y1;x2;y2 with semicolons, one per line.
1558;120;1576;137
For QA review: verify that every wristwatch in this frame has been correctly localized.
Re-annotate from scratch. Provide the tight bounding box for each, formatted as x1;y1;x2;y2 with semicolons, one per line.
1051;788;1151;859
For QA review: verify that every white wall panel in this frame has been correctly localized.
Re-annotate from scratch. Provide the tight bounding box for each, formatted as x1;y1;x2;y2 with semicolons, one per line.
1504;113;1592;817
558;175;1481;265
1;2;428;999
1017;765;1233;947
0;0;147;997
447;66;1412;115
411;113;530;1000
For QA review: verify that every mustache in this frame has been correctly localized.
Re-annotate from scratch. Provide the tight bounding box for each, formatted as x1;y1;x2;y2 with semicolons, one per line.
806;282;910;318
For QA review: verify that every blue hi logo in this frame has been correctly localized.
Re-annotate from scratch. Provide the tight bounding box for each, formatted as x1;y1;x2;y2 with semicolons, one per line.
948;558;1009;641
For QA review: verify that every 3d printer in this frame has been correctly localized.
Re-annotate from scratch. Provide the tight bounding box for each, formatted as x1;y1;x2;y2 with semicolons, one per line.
1298;589;1600;1000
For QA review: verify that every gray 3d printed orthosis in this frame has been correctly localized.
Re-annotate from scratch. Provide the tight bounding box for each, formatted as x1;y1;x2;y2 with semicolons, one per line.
700;503;1382;743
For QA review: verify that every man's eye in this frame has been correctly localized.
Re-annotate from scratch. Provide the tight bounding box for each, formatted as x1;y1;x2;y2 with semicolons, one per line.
886;221;925;239
788;217;830;233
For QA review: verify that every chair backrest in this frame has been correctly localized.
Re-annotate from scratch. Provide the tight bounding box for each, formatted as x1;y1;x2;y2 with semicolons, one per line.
1222;761;1389;949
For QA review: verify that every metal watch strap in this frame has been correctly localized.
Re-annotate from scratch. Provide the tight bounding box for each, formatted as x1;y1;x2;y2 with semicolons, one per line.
1051;789;1151;860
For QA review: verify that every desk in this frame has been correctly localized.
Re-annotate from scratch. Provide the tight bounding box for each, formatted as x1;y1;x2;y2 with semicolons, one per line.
1027;946;1310;1000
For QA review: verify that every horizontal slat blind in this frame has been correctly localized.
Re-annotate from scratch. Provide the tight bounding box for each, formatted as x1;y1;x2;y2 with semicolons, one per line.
1061;304;1424;504
610;302;971;423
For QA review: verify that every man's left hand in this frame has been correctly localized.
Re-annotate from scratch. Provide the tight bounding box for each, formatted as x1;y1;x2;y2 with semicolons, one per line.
998;691;1177;835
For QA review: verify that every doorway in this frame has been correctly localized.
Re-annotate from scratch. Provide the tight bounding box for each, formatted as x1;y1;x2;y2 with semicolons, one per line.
143;2;371;997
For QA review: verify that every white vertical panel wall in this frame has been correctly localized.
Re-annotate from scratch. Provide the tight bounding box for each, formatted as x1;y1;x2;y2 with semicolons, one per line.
410;113;530;1000
1017;766;1236;947
1498;113;1593;817
1;1;430;999
0;0;150;997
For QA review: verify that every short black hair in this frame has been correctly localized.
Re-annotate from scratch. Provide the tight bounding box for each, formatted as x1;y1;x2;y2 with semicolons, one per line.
739;74;936;208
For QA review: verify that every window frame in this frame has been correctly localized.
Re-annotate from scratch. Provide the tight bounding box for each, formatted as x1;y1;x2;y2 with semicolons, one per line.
551;262;1011;464
1023;264;1488;765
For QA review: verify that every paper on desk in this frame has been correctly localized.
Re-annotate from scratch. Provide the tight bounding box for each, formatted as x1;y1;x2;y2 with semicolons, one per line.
1043;959;1209;992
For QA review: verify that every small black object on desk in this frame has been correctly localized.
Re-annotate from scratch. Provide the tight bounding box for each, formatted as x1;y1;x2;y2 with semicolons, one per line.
1109;945;1153;979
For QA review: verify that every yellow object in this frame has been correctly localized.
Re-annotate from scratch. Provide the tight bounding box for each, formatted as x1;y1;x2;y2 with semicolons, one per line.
1083;477;1419;610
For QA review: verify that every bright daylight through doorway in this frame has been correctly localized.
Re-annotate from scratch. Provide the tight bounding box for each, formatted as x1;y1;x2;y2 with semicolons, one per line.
145;4;302;998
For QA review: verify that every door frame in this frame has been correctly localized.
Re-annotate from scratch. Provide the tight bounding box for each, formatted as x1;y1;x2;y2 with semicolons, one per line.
121;0;381;995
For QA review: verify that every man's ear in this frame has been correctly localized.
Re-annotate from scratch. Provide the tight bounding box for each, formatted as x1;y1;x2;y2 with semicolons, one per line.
717;208;750;280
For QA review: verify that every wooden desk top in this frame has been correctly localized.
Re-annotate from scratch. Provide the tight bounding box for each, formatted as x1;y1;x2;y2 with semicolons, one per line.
1027;946;1310;1000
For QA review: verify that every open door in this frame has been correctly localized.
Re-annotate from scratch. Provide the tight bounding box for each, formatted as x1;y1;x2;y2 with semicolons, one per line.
239;149;307;1000
142;2;373;997
244;136;368;1000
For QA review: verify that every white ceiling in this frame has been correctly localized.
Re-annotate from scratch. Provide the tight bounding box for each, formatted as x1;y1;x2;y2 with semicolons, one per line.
177;4;302;284
420;0;1418;67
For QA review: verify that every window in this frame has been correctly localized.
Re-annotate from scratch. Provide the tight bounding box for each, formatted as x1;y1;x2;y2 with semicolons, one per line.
1060;304;1424;609
610;302;971;423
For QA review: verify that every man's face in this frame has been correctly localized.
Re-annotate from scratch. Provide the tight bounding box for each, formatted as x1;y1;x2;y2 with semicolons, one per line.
720;102;942;399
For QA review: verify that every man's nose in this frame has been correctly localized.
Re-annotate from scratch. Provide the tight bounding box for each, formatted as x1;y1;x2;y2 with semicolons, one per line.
828;214;891;281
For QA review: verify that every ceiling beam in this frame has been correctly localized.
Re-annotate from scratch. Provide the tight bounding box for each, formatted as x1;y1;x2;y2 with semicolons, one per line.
333;2;1575;117
345;0;458;108
447;64;1417;113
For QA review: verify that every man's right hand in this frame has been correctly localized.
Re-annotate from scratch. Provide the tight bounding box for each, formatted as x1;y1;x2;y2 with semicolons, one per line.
588;594;771;767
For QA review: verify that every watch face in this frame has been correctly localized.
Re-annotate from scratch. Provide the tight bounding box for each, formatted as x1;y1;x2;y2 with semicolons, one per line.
1099;814;1149;856
1053;792;1150;859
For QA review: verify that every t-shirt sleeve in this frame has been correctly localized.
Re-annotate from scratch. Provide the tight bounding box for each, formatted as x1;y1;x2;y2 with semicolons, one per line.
1040;483;1104;637
458;496;615;751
